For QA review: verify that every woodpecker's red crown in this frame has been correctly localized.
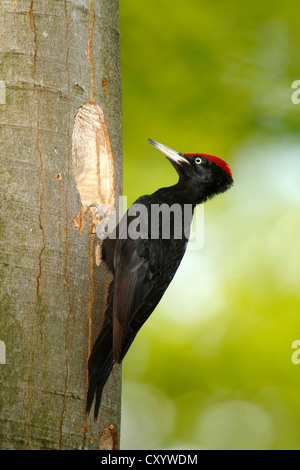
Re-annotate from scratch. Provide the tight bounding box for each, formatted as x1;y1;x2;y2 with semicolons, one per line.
185;153;232;177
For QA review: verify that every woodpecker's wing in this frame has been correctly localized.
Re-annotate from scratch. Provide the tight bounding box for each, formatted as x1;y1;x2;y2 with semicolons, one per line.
111;194;178;363
112;234;166;363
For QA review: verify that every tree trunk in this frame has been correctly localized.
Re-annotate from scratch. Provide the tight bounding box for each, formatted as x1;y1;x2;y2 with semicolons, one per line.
0;0;122;450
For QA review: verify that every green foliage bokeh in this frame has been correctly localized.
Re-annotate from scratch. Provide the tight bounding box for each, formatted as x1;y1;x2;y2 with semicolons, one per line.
119;0;300;449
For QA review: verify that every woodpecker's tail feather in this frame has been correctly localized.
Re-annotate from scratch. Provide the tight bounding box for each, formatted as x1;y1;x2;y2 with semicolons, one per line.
86;315;114;420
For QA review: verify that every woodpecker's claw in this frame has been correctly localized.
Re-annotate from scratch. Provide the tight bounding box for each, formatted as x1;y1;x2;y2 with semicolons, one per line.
89;204;106;218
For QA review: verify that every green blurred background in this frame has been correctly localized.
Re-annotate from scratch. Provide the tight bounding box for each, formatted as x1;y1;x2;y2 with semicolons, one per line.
118;0;300;449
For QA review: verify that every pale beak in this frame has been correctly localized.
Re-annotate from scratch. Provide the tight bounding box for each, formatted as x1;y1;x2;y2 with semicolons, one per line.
148;139;188;168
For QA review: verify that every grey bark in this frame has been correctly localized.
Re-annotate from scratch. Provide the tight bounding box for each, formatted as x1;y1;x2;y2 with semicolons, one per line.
0;0;122;450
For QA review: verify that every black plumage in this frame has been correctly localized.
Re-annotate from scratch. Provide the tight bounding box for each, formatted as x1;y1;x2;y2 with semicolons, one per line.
86;139;233;419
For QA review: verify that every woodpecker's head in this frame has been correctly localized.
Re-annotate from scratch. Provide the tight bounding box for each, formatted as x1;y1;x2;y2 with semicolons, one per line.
148;139;233;204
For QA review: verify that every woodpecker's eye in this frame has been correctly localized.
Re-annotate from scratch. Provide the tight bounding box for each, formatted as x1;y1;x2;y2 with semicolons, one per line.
195;157;202;165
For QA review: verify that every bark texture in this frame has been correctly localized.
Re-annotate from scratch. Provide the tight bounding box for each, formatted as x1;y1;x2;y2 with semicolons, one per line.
0;0;122;450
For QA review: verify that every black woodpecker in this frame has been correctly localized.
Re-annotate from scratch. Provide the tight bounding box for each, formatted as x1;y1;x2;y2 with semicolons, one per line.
86;139;233;419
